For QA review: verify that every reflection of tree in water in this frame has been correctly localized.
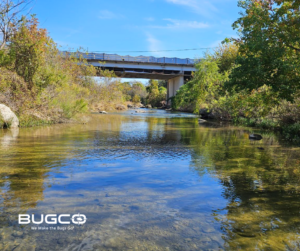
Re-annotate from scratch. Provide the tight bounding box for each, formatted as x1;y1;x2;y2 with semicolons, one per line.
0;115;188;218
183;125;300;250
92;115;300;249
0;114;300;250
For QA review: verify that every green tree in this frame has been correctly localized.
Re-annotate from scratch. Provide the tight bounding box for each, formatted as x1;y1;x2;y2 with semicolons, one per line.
146;80;166;107
132;94;141;104
172;58;229;113
158;80;167;88
8;15;51;90
226;0;300;101
213;43;239;73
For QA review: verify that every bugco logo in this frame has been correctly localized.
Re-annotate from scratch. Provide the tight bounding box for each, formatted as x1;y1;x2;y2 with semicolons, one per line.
19;213;87;225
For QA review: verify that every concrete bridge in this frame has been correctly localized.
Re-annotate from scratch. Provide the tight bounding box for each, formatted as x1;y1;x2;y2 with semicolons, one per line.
79;52;197;100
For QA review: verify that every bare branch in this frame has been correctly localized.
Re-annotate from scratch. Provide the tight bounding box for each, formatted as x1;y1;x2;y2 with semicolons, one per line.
0;0;33;50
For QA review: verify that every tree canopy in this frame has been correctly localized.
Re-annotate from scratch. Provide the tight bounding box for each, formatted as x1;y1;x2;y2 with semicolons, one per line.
226;0;300;101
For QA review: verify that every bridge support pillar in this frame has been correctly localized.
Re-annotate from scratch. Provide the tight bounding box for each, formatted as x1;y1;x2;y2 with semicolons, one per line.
167;76;184;104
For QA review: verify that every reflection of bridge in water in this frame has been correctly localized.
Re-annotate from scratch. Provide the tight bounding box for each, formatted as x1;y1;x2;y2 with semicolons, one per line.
75;52;198;101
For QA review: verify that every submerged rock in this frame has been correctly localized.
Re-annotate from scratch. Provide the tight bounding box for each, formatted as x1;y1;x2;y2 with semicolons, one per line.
249;134;263;140
0;104;19;128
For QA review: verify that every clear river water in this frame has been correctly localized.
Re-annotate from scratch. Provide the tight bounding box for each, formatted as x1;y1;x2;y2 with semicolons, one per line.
0;110;299;251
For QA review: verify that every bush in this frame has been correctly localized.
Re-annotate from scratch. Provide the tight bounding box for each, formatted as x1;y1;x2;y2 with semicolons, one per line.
132;94;141;104
282;123;300;142
146;80;167;107
277;98;300;125
172;58;228;113
211;85;278;121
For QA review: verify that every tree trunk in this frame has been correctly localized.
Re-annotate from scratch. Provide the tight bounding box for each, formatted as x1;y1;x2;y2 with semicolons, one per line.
0;41;6;50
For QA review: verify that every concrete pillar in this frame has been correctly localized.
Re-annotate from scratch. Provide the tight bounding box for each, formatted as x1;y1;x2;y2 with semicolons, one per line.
167;76;184;103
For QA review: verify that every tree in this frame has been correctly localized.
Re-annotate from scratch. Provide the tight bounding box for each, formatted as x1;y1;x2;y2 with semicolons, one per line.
132;94;140;104
158;80;167;88
8;15;50;89
146;79;166;107
172;58;228;113
0;0;32;50
213;43;239;73
226;0;300;101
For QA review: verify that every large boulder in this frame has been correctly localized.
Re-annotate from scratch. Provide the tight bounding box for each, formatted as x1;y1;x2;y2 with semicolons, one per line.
199;108;215;119
0;104;19;128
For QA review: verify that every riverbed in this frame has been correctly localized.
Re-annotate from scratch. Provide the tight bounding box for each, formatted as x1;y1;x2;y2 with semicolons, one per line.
0;110;299;250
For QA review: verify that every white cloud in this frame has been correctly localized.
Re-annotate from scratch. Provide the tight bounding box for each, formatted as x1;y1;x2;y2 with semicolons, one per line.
98;10;119;19
146;33;165;57
164;19;209;29
148;19;209;30
165;0;218;18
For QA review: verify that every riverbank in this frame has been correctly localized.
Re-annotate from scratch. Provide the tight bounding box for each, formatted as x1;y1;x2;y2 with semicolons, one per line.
170;105;300;144
170;43;300;144
0;16;154;129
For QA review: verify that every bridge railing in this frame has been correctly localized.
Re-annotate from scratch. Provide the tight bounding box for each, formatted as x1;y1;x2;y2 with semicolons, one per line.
67;52;195;65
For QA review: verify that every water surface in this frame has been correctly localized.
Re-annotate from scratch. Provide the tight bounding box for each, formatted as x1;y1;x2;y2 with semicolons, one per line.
0;110;299;250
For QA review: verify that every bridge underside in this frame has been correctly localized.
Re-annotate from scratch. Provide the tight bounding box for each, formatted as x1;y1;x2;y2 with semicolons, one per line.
96;66;192;80
88;60;195;103
96;66;189;103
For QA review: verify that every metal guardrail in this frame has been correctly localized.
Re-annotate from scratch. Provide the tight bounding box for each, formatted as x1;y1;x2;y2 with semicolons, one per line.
66;52;195;65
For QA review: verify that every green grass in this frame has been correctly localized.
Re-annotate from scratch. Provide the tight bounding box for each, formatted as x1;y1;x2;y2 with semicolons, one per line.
18;115;54;127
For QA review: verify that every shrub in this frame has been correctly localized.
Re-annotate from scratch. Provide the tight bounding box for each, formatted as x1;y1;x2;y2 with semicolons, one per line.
132;94;141;104
211;85;278;121
146;80;167;107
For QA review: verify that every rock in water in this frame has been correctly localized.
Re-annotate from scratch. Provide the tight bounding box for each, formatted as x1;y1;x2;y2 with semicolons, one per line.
0;104;19;128
115;104;126;110
99;111;108;114
198;119;207;124
199;108;215;119
249;134;263;140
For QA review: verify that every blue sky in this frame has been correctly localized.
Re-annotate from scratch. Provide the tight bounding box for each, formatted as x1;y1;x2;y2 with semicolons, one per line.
32;0;240;58
32;0;240;83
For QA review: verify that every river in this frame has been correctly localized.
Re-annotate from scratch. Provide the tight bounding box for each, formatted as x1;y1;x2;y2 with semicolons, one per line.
0;110;299;250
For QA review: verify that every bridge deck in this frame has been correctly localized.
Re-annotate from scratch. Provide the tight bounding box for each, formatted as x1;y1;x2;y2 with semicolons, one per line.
76;52;196;66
